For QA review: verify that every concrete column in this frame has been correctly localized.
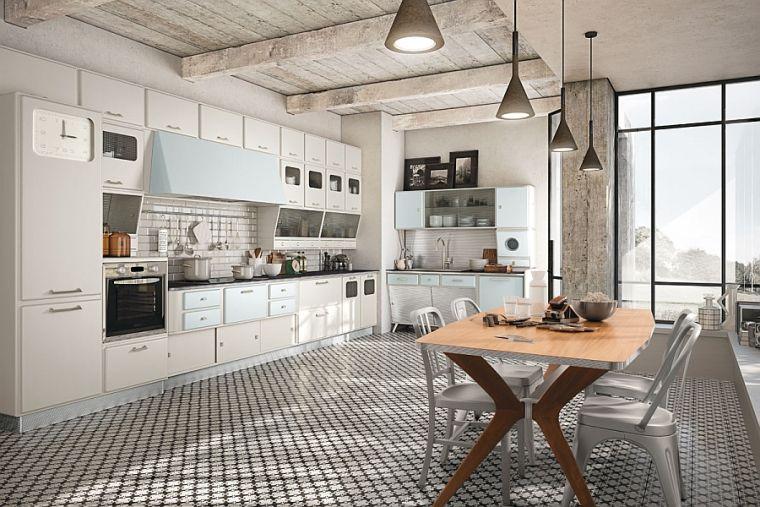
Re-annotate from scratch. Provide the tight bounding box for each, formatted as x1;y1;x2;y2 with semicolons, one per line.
560;78;616;299
341;112;404;333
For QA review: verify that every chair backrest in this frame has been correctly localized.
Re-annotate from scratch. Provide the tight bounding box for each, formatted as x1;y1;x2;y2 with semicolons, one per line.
638;320;702;430
450;297;482;321
660;310;695;373
411;307;456;402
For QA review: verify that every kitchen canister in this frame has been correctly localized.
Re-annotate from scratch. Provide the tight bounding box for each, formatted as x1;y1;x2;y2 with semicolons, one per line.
698;293;727;330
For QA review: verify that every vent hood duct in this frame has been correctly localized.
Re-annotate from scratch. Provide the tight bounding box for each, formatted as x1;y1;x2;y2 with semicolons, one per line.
103;192;143;234
148;131;286;205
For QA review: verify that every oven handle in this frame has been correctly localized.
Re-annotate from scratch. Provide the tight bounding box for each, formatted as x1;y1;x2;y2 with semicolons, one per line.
113;278;162;285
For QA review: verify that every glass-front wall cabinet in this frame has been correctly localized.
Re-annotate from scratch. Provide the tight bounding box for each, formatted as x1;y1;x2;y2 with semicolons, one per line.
275;208;323;238
305;165;325;209
322;212;360;239
281;160;304;207
424;188;496;228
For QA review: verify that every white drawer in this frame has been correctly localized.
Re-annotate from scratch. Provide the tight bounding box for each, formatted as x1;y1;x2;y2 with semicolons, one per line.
269;298;296;317
168;329;216;376
420;274;440;286
387;273;419;285
104;337;167;392
300;278;341;309
269;282;297;299
440;275;477;288
183;289;221;310
183;308;221;331
224;285;268;324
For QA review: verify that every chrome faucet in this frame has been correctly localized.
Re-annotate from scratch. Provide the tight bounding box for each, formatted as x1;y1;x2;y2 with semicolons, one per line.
435;237;452;270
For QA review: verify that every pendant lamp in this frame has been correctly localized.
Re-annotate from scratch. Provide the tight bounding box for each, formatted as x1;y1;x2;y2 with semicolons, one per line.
385;0;444;54
579;31;603;171
549;0;578;152
496;0;534;120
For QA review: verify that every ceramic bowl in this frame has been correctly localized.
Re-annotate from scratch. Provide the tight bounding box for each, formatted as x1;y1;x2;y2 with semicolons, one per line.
263;263;282;277
469;259;488;271
571;300;618;322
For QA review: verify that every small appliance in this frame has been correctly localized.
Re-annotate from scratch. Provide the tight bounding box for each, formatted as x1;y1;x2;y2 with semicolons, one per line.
104;261;166;341
496;229;534;268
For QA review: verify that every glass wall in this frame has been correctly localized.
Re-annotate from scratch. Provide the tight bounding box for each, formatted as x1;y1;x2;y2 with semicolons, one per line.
617;78;760;321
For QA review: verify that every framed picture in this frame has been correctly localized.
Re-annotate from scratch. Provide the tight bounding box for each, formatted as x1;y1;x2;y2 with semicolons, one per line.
424;163;454;190
404;157;440;191
450;150;479;188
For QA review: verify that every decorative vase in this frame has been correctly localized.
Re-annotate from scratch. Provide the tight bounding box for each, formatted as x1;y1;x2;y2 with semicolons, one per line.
698;293;727;331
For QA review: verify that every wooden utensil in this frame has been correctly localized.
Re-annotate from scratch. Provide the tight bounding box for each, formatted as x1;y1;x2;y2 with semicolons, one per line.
482;248;497;265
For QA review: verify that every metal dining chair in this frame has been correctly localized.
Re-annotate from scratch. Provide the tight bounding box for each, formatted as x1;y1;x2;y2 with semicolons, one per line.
450;297;543;464
561;319;702;507
589;310;695;404
413;307;519;506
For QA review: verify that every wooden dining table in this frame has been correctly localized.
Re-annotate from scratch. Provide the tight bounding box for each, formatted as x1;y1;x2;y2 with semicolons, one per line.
415;308;655;507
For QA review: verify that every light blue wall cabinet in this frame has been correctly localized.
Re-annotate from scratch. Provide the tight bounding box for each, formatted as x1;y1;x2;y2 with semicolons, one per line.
149;131;286;204
478;276;524;311
395;191;425;230
495;186;534;229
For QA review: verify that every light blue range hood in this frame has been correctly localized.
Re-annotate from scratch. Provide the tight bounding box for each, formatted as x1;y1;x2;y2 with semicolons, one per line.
148;131;286;205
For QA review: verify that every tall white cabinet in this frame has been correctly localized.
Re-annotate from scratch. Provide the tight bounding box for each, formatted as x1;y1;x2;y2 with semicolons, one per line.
0;94;104;417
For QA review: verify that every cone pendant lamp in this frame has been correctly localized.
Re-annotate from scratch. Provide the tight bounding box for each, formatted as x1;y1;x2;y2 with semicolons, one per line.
550;0;578;152
496;0;534;120
385;0;444;54
580;31;603;171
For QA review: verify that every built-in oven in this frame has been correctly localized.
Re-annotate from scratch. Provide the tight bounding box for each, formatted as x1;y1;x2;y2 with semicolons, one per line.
104;261;166;342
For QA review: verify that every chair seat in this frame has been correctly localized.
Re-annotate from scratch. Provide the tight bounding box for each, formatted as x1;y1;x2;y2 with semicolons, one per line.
578;396;676;437
493;363;544;387
593;372;653;400
436;382;495;412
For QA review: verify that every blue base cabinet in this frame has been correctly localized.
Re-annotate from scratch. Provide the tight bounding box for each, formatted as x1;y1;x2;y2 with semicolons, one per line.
477;276;524;312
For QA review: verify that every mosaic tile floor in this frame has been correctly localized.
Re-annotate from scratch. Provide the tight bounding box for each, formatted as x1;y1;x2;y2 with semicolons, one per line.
1;332;758;506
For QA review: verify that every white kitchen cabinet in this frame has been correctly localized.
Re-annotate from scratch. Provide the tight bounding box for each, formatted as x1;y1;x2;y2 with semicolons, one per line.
146;90;199;137
360;273;378;329
300;278;342;309
269;298;297;317
0;47;77;105
326;140;345;170
495;186;535;229
224;285;268;324
345;145;362;174
388;285;433;326
20;97;102;301
168;329;216;376
183;308;222;331
305;134;326;165
269;282;297;299
200;105;243;147
345;175;362;213
183;289;221;310
102;123;144;191
244;117;280;155
395;191;425;230
217;320;261;363
281;128;305;161
21;299;102;412
261;315;296;353
104;337;168;392
478;276;524;311
342;275;361;333
305;165;326;209
326;170;345;211
298;304;340;343
79;71;145;126
281;160;305;207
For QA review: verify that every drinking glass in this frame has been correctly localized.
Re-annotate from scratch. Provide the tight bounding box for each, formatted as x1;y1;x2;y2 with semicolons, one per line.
503;296;517;317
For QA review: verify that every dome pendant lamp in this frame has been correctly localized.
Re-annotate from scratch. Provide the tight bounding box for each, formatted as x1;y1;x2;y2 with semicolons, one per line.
549;0;578;152
496;0;535;120
579;31;603;172
385;0;444;54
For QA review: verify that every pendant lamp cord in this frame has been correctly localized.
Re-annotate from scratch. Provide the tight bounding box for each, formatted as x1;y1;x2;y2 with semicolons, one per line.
561;0;564;85
588;35;593;145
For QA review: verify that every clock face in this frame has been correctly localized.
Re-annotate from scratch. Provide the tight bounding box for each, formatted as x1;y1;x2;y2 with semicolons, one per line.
33;109;93;162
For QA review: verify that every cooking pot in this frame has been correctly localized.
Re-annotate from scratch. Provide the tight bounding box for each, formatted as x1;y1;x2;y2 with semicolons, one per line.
232;264;254;280
183;256;212;281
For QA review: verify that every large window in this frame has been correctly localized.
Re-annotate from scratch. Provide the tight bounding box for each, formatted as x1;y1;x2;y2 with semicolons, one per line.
548;111;562;298
617;78;760;321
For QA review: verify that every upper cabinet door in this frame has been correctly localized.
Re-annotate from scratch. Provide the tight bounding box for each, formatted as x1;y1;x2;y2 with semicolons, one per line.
326;170;345;211
199;105;243;147
305;165;326;209
495;186;535;229
326;140;345;170
145;90;199;137
305;134;326;165
345;175;361;214
281;128;305;161
345;145;362;174
79;71;145;126
0;47;77;105
395;191;425;230
244;117;280;155
281;160;305;207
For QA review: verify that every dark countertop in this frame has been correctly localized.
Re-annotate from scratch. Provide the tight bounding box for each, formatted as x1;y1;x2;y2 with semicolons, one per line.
387;268;527;275
168;269;377;291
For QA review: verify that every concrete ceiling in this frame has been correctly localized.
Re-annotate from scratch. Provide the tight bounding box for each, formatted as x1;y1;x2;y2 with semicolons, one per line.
493;0;760;92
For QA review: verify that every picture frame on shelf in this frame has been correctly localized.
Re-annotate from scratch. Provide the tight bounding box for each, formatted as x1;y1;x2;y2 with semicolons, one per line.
403;157;441;191
425;163;454;190
450;150;479;188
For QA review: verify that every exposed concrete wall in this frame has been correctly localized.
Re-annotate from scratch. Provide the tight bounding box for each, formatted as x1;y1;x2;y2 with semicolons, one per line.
561;78;616;299
0;16;341;139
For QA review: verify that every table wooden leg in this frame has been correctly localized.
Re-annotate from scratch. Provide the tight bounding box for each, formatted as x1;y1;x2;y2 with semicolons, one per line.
433;353;524;507
532;366;606;507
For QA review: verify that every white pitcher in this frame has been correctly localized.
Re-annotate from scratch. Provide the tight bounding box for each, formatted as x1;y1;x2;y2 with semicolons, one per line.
698;293;727;330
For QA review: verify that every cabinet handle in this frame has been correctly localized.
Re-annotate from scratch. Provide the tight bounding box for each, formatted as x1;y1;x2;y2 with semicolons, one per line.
216;136;229;141
49;305;82;313
257;145;268;150
288;200;298;204
311;157;319;162
311;202;319;206
315;281;329;285
219;342;224;347
289;152;297;157
165;125;181;130
254;334;259;340
280;305;287;309
130;345;148;352
49;288;82;295
315;313;326;318
105;179;123;185
199;297;207;301
240;289;255;294
104;111;123;117
200;316;208;321
333;162;339;166
280;288;287;292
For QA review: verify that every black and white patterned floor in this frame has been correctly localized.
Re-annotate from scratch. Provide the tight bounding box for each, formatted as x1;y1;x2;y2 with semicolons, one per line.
1;332;759;506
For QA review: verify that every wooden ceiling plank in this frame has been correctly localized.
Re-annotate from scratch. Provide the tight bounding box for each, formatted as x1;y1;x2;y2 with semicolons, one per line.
220;0;310;36
286;59;555;114
4;0;111;27
233;71;306;95
391;96;560;130
182;0;509;80
172;0;271;43
448;31;504;67
193;0;288;40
